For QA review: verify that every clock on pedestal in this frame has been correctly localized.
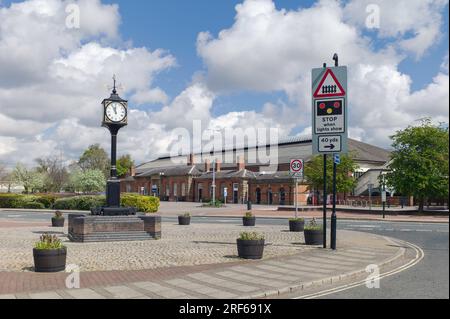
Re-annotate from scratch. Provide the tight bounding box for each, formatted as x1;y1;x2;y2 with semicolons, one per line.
95;76;135;216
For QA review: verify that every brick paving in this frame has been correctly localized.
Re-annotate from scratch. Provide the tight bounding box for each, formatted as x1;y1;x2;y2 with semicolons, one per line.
0;226;407;298
0;222;307;272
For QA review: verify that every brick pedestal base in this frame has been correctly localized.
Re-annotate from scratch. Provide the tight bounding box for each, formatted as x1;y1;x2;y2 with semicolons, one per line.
68;214;161;243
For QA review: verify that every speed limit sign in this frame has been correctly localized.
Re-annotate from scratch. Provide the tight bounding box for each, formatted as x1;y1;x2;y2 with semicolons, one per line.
290;159;304;177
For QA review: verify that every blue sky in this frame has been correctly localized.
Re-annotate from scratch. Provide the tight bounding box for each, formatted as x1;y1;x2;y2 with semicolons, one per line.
0;0;448;165
99;0;448;116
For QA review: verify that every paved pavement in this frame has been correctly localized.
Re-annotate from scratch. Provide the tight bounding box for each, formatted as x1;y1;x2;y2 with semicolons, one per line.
0;230;410;299
0;207;447;299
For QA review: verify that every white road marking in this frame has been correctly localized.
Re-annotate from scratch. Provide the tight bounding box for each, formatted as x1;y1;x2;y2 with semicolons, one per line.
349;225;380;228
293;239;425;299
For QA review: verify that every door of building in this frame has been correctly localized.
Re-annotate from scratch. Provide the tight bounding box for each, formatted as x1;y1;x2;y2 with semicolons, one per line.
255;188;261;204
280;188;286;205
233;183;239;204
198;183;203;202
268;189;273;205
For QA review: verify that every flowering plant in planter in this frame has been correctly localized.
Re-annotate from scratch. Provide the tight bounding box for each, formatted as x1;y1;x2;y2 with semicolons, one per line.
33;234;67;272
243;211;256;226
51;211;65;227
305;218;323;231
237;232;265;259
239;231;265;241
178;212;191;225
35;234;65;250
288;217;305;232
304;218;323;245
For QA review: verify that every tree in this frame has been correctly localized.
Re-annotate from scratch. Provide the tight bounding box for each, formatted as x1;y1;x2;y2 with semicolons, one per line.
304;154;359;196
117;154;134;178
12;163;45;194
68;169;106;194
0;163;6;180
385;119;449;213
78;144;110;178
0;163;11;192
35;157;69;192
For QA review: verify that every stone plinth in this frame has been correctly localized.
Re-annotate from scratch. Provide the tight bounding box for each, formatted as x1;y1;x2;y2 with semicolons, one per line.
68;214;161;243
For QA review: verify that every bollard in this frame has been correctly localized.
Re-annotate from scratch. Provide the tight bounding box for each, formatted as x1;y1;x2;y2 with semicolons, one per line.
247;201;252;211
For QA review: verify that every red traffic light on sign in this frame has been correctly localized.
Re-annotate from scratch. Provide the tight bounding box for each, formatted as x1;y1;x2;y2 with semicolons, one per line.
316;99;343;116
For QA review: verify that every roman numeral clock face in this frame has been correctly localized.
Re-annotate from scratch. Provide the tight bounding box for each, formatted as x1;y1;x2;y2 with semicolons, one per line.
105;102;126;123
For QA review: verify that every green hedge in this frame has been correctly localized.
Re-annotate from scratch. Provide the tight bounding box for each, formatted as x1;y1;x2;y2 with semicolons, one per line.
0;194;22;208
53;196;107;211
0;193;160;213
0;194;49;209
121;194;160;213
34;194;58;208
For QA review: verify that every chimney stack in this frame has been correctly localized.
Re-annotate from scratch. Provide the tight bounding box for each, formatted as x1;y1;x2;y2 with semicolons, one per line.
215;159;221;172
237;156;245;171
205;159;211;172
130;166;136;177
187;153;195;166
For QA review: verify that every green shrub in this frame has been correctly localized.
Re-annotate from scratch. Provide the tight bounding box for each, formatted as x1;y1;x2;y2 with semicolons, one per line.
35;234;65;250
239;232;265;241
35;194;58;208
289;217;305;222
0;194;23;208
121;194;160;213
244;211;254;218
202;200;224;208
53;196;106;211
11;195;43;209
180;212;191;217
0;194;58;209
53;211;64;219
305;218;323;231
22;201;46;209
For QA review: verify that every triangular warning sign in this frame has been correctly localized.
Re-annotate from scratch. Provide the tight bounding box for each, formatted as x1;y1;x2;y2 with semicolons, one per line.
313;69;346;98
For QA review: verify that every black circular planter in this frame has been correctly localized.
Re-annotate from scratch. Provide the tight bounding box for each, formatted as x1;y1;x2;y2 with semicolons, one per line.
51;217;65;227
178;216;191;225
33;247;67;273
304;229;324;245
289;220;305;232
237;239;265;259
243;217;256;227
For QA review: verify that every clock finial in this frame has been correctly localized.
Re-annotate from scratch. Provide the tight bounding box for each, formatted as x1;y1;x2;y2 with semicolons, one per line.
112;74;117;94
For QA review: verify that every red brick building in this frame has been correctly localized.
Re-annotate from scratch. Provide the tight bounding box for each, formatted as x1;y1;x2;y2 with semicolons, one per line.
121;137;391;205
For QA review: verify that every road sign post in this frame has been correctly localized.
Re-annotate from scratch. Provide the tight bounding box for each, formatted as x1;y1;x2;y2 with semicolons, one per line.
312;54;348;250
290;159;304;219
323;154;327;248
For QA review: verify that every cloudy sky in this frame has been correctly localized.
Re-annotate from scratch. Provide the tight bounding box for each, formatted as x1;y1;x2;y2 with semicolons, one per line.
0;0;448;168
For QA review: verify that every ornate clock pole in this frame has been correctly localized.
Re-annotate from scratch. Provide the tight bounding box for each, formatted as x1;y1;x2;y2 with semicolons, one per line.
68;75;161;242
98;75;133;215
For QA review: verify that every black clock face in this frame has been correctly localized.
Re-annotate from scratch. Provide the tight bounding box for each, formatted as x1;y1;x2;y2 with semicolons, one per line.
106;102;126;122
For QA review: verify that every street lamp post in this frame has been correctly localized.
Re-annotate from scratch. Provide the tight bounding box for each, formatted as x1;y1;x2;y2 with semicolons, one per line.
206;128;220;206
381;173;386;219
212;157;216;206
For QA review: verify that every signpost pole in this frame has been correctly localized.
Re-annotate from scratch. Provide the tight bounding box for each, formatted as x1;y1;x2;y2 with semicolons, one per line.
330;54;340;251
295;177;299;219
312;56;347;250
382;175;386;219
323;154;327;249
331;155;337;250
